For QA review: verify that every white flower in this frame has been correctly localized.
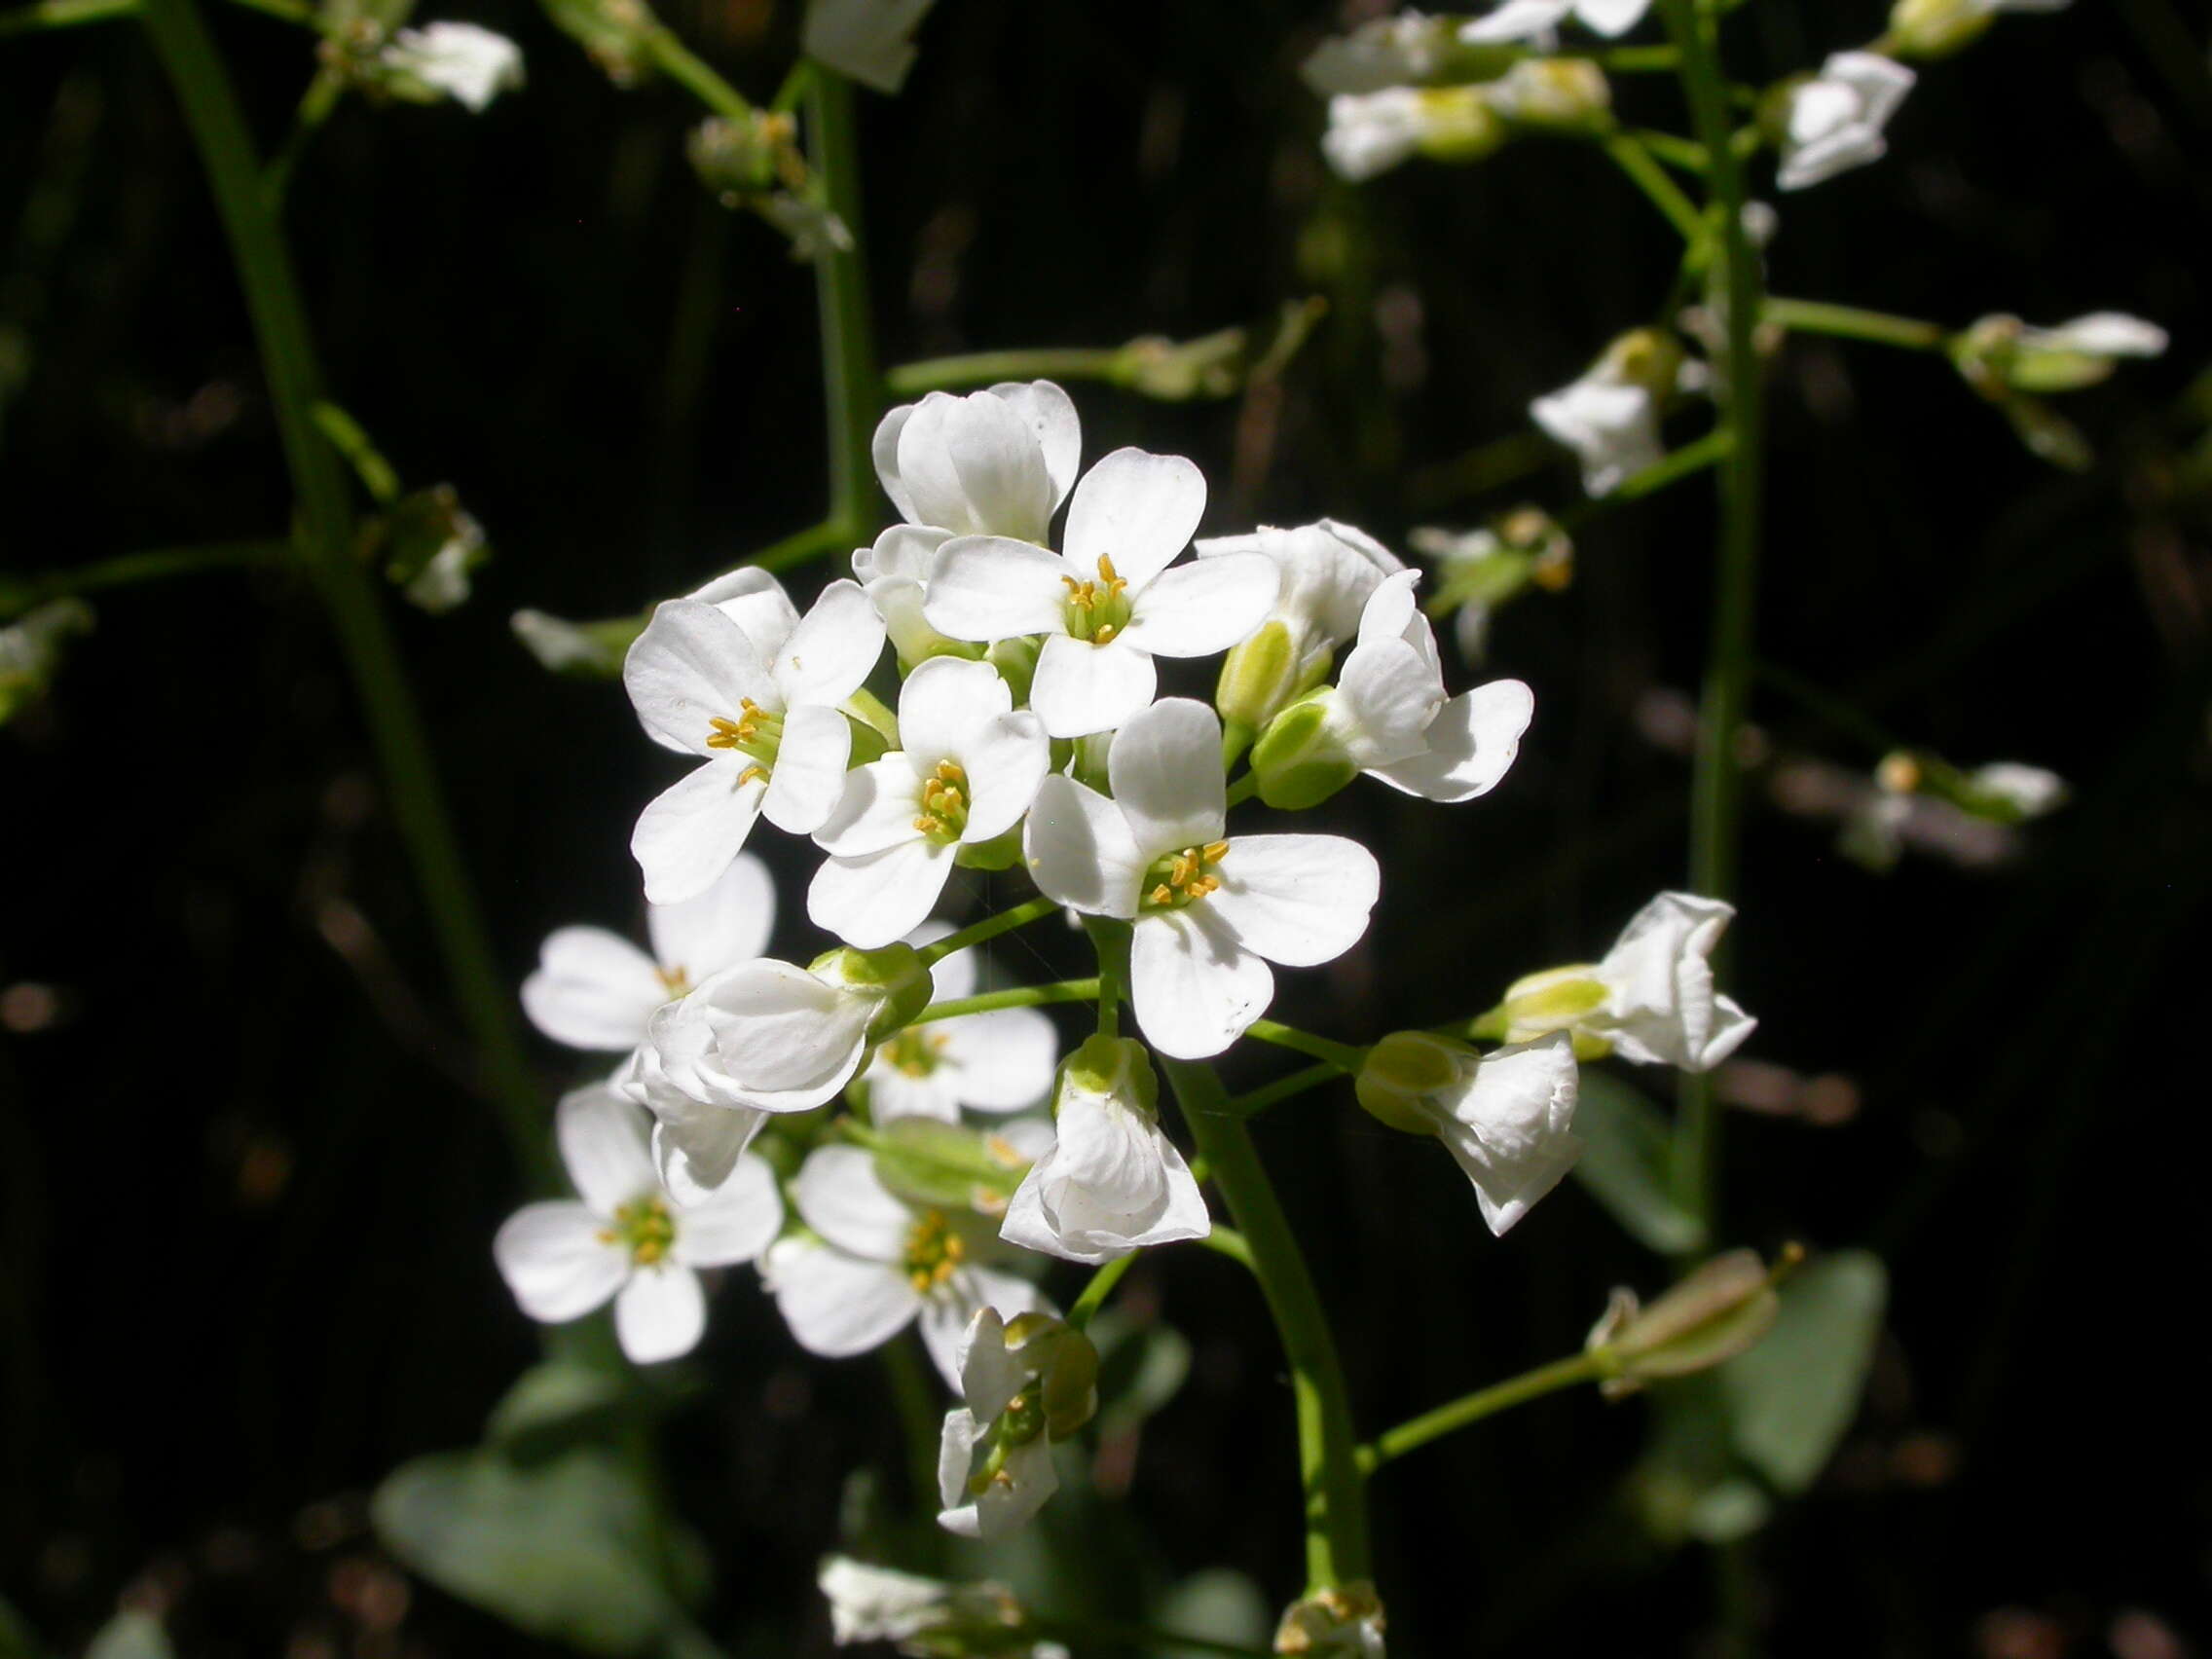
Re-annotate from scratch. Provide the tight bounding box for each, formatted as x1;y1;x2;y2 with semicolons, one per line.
1321;87;1499;182
1001;1036;1210;1264
380;21;525;112
934;1309;1083;1539
1358;1031;1582;1235
863;927;1059;1125
874;381;1082;543
1200;518;1404;729
1267;571;1532;805
802;0;939;95
1506;892;1756;1071
2017;313;2167;359
645;950;908;1115
521;854;775;1056
1458;0;1652;44
817;1556;1040;1650
809;658;1050;946
1967;760;2067;818
1302;11;1457;94
1531;364;1662;497
924;449;1279;737
852;524;973;670
1023;697;1380;1059
763;1144;1049;1386
623;569;886;903
492;1086;782;1363
1777;53;1915;192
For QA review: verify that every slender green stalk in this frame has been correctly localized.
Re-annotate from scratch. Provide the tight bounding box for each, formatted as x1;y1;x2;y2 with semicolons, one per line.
1198;1224;1255;1270
1629;127;1709;171
916;897;1059;967
1603;132;1706;242
1230;1061;1343;1119
1358;1351;1603;1472
1066;1251;1136;1330
640;23;754;121
912;978;1100;1024
1763;295;1948;351
1;539;286;618
140;0;549;1181
1163;1059;1369;1592
1243;1018;1368;1074
1597;43;1679;71
262;66;345;207
1754;659;1909;759
887;346;1124;395
806;68;880;542
0;0;131;35
1557;426;1733;532
1660;0;1766;1254
1085;916;1129;1039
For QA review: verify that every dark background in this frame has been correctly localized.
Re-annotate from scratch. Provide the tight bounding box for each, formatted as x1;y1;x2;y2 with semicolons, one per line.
3;0;2209;1653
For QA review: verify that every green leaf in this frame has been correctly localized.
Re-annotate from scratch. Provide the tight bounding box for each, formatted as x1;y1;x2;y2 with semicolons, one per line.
0;1594;43;1659
1088;1310;1192;1440
1570;1070;1704;1255
485;1362;632;1461
1149;1569;1272;1659
372;1448;686;1655
1719;1250;1888;1493
83;1612;171;1659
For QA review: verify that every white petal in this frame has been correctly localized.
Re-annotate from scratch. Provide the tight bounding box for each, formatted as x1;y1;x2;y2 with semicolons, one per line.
1432;1033;1583;1236
897;653;1013;766
624;599;775;756
1060;447;1207;591
938;1007;1058;1111
655;959;871;1110
1698;994;1758;1071
792;1143;912;1260
690;567;799;661
866;1055;964;1124
1128;906;1273;1059
556;1084;659;1213
955;1306;1023;1419
919;1268;1049;1387
1331;636;1446;768
913;921;977;1001
986;380;1082;509
1108;696;1228;857
1117;553;1280;658
494;1202;628;1323
1573;0;1650;35
671;1152;784;1265
650;1101;769;1205
645;852;776;982
1028;633;1158;740
814;756;927;857
760;703;855;834
809;838;957;948
960;714;1051;842
872;401;921;523
766;1237;919;1357
631;761;767;906
854;522;950;584
1206;834;1380;968
1369;678;1535;802
521;927;665;1051
614;1265;707;1363
1457;0;1572;41
1022;775;1144;918
899;390;1056;541
936;1407;989;1530
771;579;886;709
922;536;1072;643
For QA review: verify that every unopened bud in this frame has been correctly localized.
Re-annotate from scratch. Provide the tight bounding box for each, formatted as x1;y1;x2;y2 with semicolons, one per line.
538;0;655;84
1275;1582;1386;1657
1883;0;1996;59
1217;619;1301;732
687;110;802;203
1493;965;1609;1051
1354;1031;1470;1136
1485;58;1612;134
811;942;934;1041
0;599;93;724
1586;1246;1795;1398
1413;86;1508;164
1117;325;1248;401
379;484;488;613
511;608;645;678
1250;696;1358;810
1600;326;1688;404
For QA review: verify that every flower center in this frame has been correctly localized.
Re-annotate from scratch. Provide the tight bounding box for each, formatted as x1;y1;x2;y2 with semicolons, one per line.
909;759;971;843
1139;840;1230;912
903;1207;966;1292
878;1028;951;1078
1060;554;1134;645
704;696;782;786
600;1194;678;1268
654;964;692;998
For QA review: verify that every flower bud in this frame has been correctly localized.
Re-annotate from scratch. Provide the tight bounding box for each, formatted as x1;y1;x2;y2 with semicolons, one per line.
1600;326;1688;404
1274;1582;1385;1657
510;608;645;678
1250;696;1359;810
378;484;488;613
1217;619;1300;733
1355;1031;1471;1135
1585;1246;1793;1398
1953;311;2168;395
0;598;93;724
1485;59;1612;135
1116;325;1247;401
811;942;934;1042
687;110;802;203
1493;965;1610;1051
1883;0;1997;59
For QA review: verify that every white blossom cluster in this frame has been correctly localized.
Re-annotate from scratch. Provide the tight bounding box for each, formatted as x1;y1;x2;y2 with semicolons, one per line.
493;382;1760;1550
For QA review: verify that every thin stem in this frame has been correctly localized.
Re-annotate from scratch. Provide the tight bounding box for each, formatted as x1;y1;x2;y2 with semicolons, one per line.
1358;1351;1603;1472
1754;658;1908;758
1229;1061;1343;1120
1661;0;1766;1256
639;23;754;121
1602;131;1706;242
0;0;132;35
806;68;879;542
1243;1018;1368;1075
140;0;549;1182
1629;127;1709;171
1084;916;1128;1040
916;897;1059;967
262;65;344;208
912;978;1101;1024
1163;1059;1369;1592
1557;426;1733;531
1597;43;1679;71
1066;1252;1136;1330
1762;295;1948;352
1198;1224;1255;1270
1;538;286;619
886;347;1124;395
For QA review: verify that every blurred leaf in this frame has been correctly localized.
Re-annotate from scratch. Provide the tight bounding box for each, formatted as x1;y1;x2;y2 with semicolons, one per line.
871;1118;1022;1211
1628;1375;1758;1546
1683;1478;1772;1543
1571;1071;1704;1255
0;1597;38;1659
1719;1250;1888;1493
1088;1310;1191;1440
82;1613;170;1659
373;1447;687;1656
486;1362;632;1461
1149;1568;1272;1659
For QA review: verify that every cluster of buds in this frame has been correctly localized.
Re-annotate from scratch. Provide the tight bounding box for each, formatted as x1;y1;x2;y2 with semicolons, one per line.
1410;506;1573;662
689;111;854;262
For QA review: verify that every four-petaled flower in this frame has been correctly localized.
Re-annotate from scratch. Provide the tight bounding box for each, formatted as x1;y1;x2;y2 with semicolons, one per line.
862;926;1059;1125
1777;53;1916;192
873;381;1082;544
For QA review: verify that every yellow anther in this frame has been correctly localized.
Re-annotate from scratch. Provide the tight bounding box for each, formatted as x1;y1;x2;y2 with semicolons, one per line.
903;1208;966;1292
1151;883;1175;906
1095;554;1128;594
706;716;749;749
1202;840;1230;862
738;764;769;787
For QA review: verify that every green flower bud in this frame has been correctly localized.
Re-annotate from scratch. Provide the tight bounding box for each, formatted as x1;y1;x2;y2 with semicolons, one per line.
1354;1031;1472;1135
1216;619;1301;733
1883;0;1996;59
1486;58;1612;135
811;942;934;1042
1250;696;1358;811
984;635;1040;705
1586;1246;1795;1398
1493;965;1609;1051
1059;1034;1160;1120
1412;87;1508;166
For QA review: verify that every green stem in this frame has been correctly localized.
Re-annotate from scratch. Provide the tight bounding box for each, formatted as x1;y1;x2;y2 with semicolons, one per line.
912;978;1101;1024
1163;1059;1369;1592
1358;1350;1603;1472
1660;0;1766;1256
1084;916;1128;1039
1066;1251;1135;1330
1763;296;1947;351
880;1335;943;1515
806;67;879;542
0;0;131;34
1629;127;1709;171
262;65;345;208
1596;44;1680;71
1243;1018;1367;1074
1198;1223;1256;1270
1754;659;1908;758
916;897;1059;967
1229;1061;1343;1119
1557;426;1734;531
0;538;286;618
1602;132;1706;242
886;346;1124;395
140;0;549;1182
639;23;754;120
